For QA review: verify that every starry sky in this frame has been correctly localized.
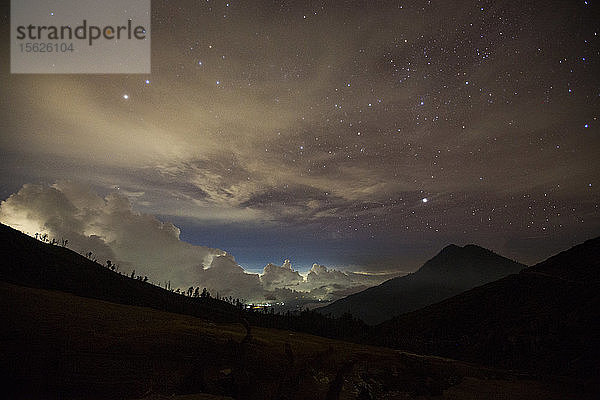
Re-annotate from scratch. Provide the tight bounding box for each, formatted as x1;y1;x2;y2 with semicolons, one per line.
0;0;599;273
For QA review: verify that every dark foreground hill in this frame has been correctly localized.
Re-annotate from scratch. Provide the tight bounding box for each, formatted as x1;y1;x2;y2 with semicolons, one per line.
0;281;589;400
0;223;368;339
367;237;600;382
0;223;241;323
317;244;525;324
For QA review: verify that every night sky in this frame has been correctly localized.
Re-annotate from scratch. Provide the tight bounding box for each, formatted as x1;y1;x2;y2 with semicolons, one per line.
1;0;599;274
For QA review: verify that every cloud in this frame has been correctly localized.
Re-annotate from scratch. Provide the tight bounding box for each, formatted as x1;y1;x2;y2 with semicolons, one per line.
258;260;394;302
195;254;262;300
0;182;228;289
260;259;303;290
0;182;391;303
303;263;390;299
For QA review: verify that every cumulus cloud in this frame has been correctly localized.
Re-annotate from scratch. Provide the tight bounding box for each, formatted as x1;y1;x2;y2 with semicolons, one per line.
257;260;393;302
303;263;389;299
307;263;351;285
0;183;234;289
0;182;391;304
260;259;303;290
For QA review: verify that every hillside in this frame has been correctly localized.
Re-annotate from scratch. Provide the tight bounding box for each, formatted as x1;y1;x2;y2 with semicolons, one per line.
0;281;588;400
317;244;525;324
0;223;241;323
367;237;600;381
0;223;371;339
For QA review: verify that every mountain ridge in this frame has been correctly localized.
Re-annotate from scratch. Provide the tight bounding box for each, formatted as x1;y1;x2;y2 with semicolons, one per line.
316;243;525;324
366;236;600;379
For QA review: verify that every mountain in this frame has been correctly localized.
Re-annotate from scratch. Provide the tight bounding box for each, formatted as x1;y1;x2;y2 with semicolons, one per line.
367;237;600;379
316;244;525;324
2;222;587;399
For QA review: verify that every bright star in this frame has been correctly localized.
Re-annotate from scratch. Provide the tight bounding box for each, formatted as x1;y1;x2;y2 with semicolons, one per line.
422;198;428;203
122;94;129;100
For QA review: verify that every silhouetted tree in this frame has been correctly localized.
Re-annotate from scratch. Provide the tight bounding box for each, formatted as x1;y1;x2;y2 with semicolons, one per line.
201;287;209;299
130;270;135;279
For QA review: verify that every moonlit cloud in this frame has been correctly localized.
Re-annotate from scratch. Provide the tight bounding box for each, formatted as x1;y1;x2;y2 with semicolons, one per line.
0;182;226;288
260;259;303;290
0;183;390;301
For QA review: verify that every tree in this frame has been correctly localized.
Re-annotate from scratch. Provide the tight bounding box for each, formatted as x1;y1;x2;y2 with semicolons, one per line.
106;260;112;269
130;270;135;279
193;287;200;298
187;286;194;297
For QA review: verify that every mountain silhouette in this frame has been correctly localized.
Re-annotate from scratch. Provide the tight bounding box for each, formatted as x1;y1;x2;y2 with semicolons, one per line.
0;222;597;398
368;237;600;378
317;244;525;324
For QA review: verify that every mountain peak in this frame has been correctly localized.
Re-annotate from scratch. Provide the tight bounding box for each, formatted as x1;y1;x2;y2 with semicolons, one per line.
439;243;460;252
439;243;493;255
417;243;519;278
